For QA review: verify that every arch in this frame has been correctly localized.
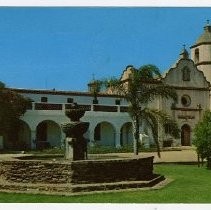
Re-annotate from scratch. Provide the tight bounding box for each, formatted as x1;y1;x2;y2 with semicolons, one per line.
181;124;191;146
94;121;115;146
6;120;31;150
120;122;133;146
36;120;61;149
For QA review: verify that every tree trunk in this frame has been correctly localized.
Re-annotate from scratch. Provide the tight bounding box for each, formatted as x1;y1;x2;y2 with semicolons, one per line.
133;116;140;156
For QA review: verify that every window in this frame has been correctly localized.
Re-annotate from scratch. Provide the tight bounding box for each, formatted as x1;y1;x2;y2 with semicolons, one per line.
115;99;121;105
182;66;190;81
93;99;98;104
195;48;199;63
67;98;73;103
41;97;48;103
181;95;191;107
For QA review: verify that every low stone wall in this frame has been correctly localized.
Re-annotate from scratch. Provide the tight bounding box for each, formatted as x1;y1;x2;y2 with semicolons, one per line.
71;157;154;184
0;161;72;183
0;156;154;184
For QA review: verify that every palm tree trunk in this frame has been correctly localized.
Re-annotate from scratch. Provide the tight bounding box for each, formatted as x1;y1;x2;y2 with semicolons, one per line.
133;115;139;156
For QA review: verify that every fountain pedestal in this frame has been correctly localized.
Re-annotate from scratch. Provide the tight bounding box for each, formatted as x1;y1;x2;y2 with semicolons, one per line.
62;104;89;161
65;137;74;160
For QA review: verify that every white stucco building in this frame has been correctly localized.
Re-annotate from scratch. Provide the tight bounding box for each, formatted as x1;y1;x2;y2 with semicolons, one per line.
3;23;211;150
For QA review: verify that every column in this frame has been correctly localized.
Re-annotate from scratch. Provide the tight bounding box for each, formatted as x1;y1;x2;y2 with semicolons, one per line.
65;137;74;160
32;102;35;110
61;131;66;148
115;132;121;148
89;130;95;146
31;130;36;149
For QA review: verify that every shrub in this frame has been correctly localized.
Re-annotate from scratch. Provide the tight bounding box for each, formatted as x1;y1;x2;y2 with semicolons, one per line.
193;110;211;169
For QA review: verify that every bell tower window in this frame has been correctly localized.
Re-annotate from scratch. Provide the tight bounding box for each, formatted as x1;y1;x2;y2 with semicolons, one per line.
195;48;199;63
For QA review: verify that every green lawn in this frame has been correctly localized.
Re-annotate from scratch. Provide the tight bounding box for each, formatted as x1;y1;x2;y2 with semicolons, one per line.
0;164;210;203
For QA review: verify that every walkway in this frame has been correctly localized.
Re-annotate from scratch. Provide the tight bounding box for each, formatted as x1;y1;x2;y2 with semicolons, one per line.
0;147;198;163
90;147;198;163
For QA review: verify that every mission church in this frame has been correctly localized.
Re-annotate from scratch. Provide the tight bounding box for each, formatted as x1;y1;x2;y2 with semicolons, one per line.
2;23;211;150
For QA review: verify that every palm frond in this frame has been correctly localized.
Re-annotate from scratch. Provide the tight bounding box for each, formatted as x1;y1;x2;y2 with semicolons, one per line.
143;108;180;138
141;109;161;157
141;108;180;157
100;77;128;96
138;84;177;104
138;64;162;79
0;81;5;89
95;64;179;156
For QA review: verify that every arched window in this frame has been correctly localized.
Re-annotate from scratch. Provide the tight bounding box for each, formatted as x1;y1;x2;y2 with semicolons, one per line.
182;66;190;81
195;48;199;63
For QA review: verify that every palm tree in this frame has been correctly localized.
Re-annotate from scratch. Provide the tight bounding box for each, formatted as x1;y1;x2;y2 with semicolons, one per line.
101;64;180;157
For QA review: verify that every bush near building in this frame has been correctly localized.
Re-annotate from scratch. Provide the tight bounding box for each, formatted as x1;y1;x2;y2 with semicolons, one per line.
0;81;31;149
194;110;211;169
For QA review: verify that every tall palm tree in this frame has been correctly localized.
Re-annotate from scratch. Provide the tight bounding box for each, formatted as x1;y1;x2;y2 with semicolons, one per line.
101;64;180;157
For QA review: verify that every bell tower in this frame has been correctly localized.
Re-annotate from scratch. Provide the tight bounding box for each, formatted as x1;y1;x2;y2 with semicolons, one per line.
190;20;211;83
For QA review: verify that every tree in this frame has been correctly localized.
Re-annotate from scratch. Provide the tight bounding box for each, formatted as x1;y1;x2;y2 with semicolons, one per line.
99;65;180;157
0;81;31;142
193;110;211;169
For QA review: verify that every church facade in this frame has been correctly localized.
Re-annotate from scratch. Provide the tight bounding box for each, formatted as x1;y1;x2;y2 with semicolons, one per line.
2;23;211;150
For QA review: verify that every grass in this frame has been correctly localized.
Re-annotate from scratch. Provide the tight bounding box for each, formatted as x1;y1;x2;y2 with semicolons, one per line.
0;164;210;203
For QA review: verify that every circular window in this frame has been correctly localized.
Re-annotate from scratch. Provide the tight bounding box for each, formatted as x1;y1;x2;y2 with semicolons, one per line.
181;95;191;107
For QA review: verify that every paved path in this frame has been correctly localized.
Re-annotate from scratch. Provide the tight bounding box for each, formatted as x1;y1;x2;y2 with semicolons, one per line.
90;148;198;163
0;153;31;161
141;150;198;163
0;148;198;163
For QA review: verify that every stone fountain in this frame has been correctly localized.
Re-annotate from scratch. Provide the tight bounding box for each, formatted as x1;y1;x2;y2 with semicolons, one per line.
0;104;165;194
61;103;89;161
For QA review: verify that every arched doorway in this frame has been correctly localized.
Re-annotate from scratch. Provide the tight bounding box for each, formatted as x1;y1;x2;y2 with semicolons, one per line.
181;124;191;146
36;120;61;149
120;122;133;146
94;122;115;146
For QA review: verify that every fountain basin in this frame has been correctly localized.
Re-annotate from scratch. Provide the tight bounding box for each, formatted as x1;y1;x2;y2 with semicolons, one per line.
0;156;155;184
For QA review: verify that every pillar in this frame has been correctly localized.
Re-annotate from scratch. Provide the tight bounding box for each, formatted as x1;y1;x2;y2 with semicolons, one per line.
115;132;121;148
65;137;74;160
31;130;36;149
89;130;95;146
61;131;66;148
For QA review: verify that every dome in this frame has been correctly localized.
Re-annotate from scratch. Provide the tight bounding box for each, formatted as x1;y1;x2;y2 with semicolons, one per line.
195;25;211;45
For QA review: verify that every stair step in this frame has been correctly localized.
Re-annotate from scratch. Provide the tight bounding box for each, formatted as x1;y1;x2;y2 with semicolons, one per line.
0;175;165;195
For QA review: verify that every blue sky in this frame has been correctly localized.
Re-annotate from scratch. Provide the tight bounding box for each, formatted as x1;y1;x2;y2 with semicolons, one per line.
0;7;211;91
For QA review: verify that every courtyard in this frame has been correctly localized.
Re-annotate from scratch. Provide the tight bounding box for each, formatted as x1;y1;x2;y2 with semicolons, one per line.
0;148;208;203
0;160;210;203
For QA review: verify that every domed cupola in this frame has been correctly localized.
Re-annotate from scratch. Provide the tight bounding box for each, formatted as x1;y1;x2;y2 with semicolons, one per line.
190;20;211;83
195;22;211;45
